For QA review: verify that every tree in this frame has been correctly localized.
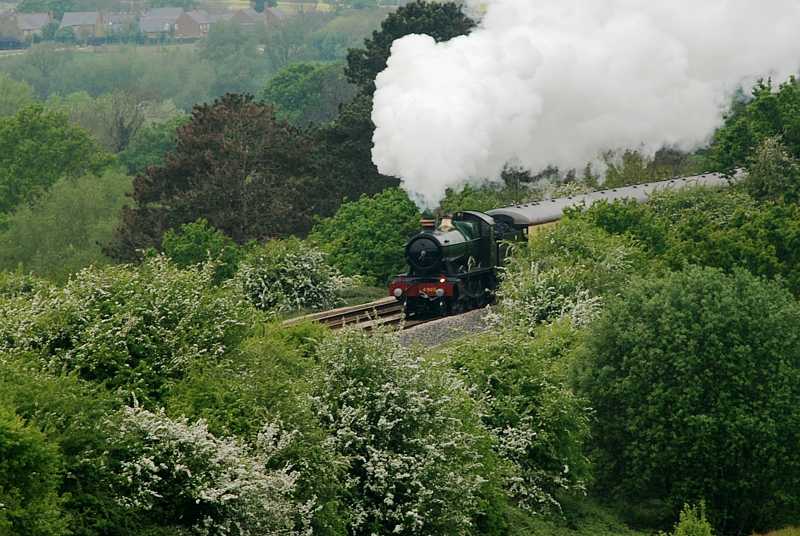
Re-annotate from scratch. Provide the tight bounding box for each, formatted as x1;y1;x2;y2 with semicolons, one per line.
708;77;800;171
0;170;131;282
344;0;476;95
107;94;319;259
743;136;800;204
309;188;420;284
0;73;35;117
0;105;109;219
261;62;356;126
118;115;189;175
580;267;800;534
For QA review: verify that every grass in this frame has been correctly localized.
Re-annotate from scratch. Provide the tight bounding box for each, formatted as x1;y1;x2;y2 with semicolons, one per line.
757;529;800;536
506;497;649;536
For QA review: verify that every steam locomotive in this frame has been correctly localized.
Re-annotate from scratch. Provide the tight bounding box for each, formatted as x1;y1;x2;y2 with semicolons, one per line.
389;172;731;317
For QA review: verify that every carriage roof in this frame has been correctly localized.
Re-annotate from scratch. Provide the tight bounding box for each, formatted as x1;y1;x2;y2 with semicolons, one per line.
486;172;733;227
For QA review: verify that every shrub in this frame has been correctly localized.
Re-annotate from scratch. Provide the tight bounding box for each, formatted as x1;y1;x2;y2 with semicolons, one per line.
311;330;506;535
309;188;421;285
440;323;590;512
106;406;310;536
579;267;800;534
496;219;647;331
162;218;240;283
0;256;253;400
233;238;340;316
0;405;66;535
0;354;125;535
659;503;715;536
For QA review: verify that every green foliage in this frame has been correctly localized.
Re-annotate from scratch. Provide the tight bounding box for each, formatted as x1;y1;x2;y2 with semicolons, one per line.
0;73;35;117
579;267;800;534
498;219;649;331
261;61;356;125
309;188;420;284
118;115;188;176
0;405;66;535
440;324;590;512
0;257;253;401
506;498;648;536
233;238;340;316
708;77;800;170
0;105;110;217
312;330;507;535
578;188;800;294
743;136;800;204
660;503;715;536
0;355;125;535
345;1;476;95
438;181;533;214
162;219;240;283
0;170;131;282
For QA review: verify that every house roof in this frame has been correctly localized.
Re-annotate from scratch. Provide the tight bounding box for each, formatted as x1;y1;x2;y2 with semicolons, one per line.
143;7;183;21
17;12;50;31
60;11;99;28
184;9;210;24
107;13;135;24
208;12;233;23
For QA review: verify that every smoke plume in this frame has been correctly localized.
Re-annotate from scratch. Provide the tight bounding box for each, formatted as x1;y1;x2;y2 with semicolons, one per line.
371;0;800;207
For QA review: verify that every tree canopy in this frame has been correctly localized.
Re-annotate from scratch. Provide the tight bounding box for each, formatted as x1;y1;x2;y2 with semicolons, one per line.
0;105;109;219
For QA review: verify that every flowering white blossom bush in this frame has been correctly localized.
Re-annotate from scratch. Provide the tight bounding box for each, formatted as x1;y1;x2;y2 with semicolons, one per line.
233;239;340;316
495;263;602;332
109;406;311;536
311;330;500;536
441;324;591;514
0;256;252;398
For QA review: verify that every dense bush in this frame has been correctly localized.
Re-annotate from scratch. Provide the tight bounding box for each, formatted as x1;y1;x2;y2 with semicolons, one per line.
0;354;125;535
440;323;590;512
105;406;310;536
497;219;648;331
234;238;340;316
578;188;800;294
0;256;253;400
118;115;188;176
0;170;131;282
0;405;66;535
312;330;507;535
579;267;800;534
309;188;420;284
162;218;240;283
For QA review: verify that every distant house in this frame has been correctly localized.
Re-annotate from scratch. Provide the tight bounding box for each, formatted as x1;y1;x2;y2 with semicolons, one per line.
16;12;51;38
139;7;183;39
106;13;136;36
175;9;210;39
60;11;105;39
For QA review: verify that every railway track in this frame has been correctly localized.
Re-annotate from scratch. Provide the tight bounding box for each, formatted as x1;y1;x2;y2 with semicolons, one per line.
283;297;428;331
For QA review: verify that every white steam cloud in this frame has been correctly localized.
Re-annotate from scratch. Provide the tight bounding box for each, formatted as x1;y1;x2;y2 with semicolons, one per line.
371;0;800;207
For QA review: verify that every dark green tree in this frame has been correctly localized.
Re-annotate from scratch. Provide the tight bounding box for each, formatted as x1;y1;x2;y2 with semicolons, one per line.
118;115;189;176
743;136;800;204
0;105;109;220
260;62;356;126
344;0;476;95
580;267;800;534
107;94;320;260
